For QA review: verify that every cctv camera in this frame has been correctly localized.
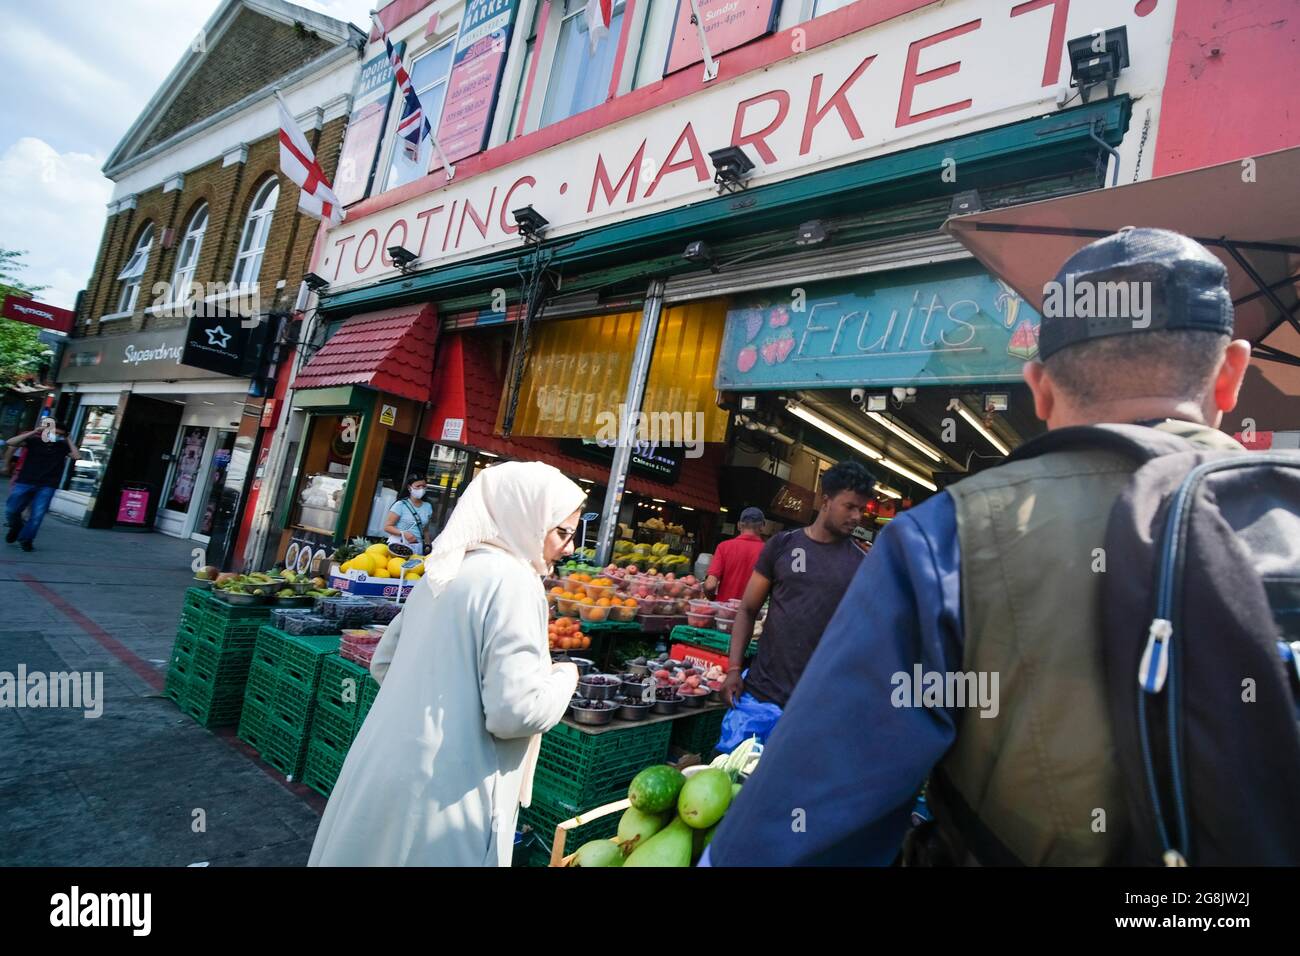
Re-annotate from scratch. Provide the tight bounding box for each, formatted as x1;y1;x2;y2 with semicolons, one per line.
849;388;866;406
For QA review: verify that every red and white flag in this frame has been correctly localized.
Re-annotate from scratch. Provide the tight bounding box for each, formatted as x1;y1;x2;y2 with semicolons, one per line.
275;91;344;226
585;0;612;52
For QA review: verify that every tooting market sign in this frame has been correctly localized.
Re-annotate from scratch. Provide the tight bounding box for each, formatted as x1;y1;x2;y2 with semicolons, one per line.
321;0;1174;290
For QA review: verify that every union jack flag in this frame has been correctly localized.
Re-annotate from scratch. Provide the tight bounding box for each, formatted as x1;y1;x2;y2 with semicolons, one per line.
385;35;430;162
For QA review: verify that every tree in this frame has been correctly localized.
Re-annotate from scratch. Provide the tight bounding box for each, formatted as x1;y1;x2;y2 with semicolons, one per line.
0;249;51;389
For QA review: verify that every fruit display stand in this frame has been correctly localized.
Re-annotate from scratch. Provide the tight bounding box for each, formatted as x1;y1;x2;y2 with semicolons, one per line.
670;708;727;757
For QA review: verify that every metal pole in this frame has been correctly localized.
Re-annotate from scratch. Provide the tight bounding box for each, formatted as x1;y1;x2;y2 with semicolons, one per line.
594;278;665;566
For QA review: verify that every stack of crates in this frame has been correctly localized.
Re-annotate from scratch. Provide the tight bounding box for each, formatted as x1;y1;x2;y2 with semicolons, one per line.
166;588;269;727
520;720;673;866
302;654;379;797
670;708;726;759
237;626;339;780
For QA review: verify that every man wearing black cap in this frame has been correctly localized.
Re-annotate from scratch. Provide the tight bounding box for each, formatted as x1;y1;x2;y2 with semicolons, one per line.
703;228;1252;866
703;506;767;604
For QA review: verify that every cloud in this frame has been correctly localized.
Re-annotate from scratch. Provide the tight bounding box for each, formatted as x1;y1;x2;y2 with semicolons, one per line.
0;138;113;308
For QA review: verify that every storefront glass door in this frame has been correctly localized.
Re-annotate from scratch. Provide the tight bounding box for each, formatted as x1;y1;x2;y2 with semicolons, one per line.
194;430;238;540
163;427;210;515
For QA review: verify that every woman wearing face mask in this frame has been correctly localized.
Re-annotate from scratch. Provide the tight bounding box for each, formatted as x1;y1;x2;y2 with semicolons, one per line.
383;473;434;555
308;461;584;866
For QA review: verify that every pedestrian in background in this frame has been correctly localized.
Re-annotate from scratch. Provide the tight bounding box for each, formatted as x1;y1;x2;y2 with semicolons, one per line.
703;506;767;603
5;419;77;553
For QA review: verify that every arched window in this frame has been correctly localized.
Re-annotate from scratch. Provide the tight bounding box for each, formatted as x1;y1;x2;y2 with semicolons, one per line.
170;203;208;302
231;179;279;289
115;223;154;315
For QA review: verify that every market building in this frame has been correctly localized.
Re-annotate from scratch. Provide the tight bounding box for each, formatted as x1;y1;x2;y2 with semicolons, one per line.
53;0;364;567
251;0;1190;572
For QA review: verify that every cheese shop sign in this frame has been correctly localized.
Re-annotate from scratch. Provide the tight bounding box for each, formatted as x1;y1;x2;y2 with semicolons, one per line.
714;261;1041;391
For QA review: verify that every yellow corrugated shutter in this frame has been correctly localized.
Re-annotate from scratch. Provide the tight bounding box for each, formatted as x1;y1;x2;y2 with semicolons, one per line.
500;302;729;442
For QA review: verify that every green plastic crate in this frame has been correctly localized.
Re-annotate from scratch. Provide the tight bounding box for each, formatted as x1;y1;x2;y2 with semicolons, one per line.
277;633;340;689
170;628;198;669
252;626;288;671
260;720;310;779
532;720;673;808
191;640;253;677
316;654;369;724
302;739;346;798
164;664;188;705
183;586;209;613
244;660;278;708
237;696;271;750
204;595;275;620
519;792;620;865
270;679;316;736
310;703;358;758
193;618;263;655
669;625;758;658
670;709;726;756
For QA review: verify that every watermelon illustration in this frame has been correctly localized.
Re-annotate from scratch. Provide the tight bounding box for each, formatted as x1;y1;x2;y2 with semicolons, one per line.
736;345;758;373
1007;320;1039;360
768;306;790;328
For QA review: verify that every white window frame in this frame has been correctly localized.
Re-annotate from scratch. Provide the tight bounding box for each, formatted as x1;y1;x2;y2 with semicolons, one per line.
520;0;636;136
231;178;279;291
169;203;208;305
114;223;154;316
381;36;458;192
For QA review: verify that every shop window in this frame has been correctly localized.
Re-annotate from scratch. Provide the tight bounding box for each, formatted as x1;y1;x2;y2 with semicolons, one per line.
231;178;279;290
631;0;674;90
383;40;456;191
63;405;117;494
289;413;359;535
169;203;208;304
114;224;154;316
505;0;545;140
810;0;855;17
424;444;471;535
538;0;627;129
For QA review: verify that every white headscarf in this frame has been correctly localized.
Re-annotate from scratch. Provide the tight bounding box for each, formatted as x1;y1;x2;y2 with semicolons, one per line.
423;460;585;601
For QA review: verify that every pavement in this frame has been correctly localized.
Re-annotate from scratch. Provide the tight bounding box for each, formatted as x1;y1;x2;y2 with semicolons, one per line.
0;478;323;866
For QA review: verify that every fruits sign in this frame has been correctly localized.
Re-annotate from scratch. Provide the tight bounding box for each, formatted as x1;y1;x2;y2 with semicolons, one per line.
714;261;1041;391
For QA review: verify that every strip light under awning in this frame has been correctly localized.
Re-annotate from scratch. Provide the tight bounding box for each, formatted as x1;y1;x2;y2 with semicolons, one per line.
786;403;938;492
956;404;1011;456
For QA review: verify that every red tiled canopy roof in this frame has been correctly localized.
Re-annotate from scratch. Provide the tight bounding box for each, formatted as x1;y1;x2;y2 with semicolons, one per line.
295;304;438;403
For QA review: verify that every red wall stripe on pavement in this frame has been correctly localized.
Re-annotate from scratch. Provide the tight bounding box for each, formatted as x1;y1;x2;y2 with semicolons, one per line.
16;571;327;815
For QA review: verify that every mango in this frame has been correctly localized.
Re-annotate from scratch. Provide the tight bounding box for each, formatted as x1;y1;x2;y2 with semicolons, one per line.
677;768;733;829
623;817;693;867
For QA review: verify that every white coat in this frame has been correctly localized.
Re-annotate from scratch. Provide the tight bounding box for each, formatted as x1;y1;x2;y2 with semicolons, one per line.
308;548;578;866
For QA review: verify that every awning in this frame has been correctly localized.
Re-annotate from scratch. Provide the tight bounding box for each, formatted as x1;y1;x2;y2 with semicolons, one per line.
943;146;1300;366
295;304;438;402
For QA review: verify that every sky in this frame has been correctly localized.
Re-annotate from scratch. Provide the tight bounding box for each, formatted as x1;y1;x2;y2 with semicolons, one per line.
0;0;377;309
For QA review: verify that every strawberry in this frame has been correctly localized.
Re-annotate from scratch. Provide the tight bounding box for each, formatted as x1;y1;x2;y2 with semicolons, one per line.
774;332;795;362
768;306;790;328
760;339;782;365
736;345;758;373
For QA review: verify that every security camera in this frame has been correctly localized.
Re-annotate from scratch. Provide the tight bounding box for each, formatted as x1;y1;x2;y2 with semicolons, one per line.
849;388;866;406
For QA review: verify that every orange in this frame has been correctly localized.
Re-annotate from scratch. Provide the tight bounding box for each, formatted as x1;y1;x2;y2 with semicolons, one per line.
597;598;611;607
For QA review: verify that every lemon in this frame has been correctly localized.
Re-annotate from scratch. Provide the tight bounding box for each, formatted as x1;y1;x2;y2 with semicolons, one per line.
403;572;421;580
366;543;391;558
339;560;353;573
371;567;392;579
388;557;405;577
349;553;375;574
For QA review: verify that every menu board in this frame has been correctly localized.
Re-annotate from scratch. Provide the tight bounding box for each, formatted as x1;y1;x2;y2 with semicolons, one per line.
663;0;782;76
435;0;522;164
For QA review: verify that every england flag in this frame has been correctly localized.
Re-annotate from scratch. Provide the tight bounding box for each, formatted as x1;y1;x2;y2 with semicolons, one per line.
275;92;344;225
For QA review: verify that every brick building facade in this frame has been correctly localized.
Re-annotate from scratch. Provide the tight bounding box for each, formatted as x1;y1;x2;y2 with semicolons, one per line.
53;0;363;567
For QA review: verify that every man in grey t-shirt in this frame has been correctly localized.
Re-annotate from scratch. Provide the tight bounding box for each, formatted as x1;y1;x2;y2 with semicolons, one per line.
717;461;873;750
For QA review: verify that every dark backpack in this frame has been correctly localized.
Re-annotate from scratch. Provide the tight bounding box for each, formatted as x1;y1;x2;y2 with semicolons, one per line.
1008;424;1300;865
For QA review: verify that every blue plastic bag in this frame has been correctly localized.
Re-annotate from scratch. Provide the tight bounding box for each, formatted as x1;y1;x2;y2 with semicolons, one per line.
716;681;784;753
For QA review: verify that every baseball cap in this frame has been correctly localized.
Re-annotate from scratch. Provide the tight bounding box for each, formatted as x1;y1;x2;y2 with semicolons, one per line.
1038;227;1234;361
739;507;765;524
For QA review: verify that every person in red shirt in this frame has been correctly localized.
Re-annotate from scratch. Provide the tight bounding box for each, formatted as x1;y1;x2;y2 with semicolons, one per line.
704;507;767;603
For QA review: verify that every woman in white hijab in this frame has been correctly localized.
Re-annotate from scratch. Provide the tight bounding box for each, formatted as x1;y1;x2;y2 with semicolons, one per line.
308;461;584;866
